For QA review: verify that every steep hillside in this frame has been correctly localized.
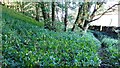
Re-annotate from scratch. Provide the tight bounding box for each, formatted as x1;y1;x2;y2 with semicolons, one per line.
1;5;102;67
2;5;44;27
1;5;119;67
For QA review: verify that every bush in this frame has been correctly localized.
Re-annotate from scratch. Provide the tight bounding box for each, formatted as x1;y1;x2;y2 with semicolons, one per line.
2;11;101;67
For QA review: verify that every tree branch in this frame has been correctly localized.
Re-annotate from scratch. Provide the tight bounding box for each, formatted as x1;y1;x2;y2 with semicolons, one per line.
90;2;104;19
89;3;120;23
96;9;117;16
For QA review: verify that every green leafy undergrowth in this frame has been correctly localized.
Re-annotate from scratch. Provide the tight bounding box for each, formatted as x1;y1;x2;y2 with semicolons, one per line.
90;30;119;67
1;5;44;27
2;9;101;67
101;37;119;67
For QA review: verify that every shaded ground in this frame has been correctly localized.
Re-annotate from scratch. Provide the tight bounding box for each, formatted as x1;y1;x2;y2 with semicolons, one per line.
92;30;119;68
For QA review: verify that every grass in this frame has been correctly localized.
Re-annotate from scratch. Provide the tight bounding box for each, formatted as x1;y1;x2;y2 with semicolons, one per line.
1;5;44;27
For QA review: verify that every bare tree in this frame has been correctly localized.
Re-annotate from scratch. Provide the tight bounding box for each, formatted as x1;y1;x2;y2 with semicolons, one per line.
64;2;68;31
83;3;120;33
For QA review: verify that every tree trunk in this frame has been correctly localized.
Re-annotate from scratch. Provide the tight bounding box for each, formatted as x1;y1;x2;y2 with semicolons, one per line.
20;2;24;14
64;2;68;32
40;2;49;28
52;2;55;26
83;20;89;28
41;2;52;29
35;2;39;21
71;3;83;31
40;3;48;20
